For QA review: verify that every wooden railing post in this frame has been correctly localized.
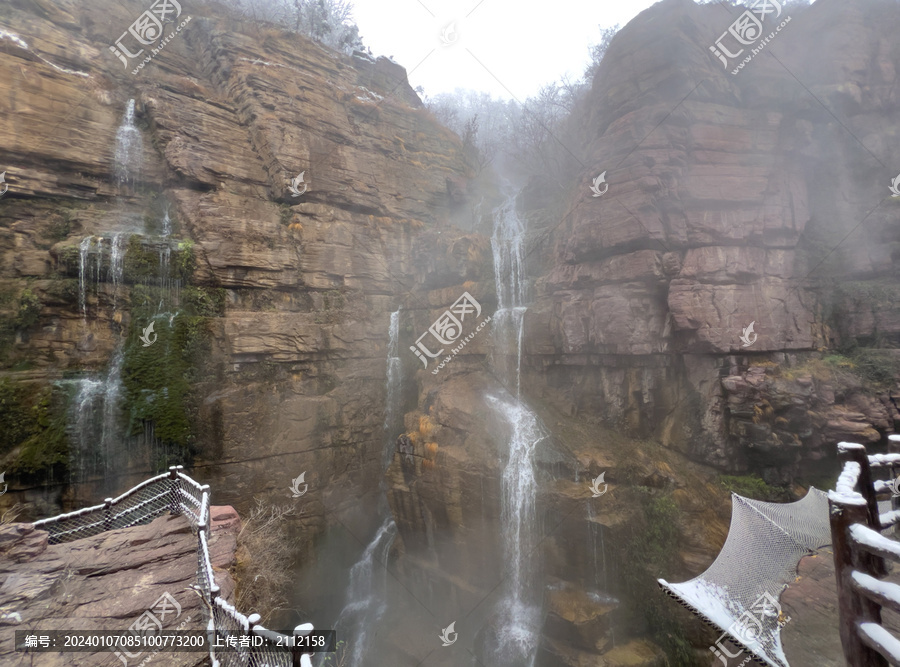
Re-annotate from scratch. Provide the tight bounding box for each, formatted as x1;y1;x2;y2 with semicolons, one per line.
891;436;900;536
839;443;881;530
830;495;886;667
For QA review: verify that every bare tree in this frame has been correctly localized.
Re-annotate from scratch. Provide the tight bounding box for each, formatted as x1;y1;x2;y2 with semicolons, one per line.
584;24;620;79
220;0;364;54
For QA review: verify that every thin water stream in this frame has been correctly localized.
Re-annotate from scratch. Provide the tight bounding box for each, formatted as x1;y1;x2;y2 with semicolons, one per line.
487;191;546;666
321;309;402;666
66;100;169;487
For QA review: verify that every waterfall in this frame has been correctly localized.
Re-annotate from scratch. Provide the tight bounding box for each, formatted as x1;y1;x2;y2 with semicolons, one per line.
320;310;402;665
488;191;545;666
109;232;127;310
65;348;126;481
382;309;401;471
68;378;104;481
78;236;92;318
114;99;142;187
161;207;173;238
99;348;125;474
159;207;172;306
329;519;398;667
66;100;170;487
490;194;529;397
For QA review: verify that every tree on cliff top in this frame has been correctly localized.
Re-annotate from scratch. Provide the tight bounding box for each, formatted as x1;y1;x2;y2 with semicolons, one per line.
225;0;365;54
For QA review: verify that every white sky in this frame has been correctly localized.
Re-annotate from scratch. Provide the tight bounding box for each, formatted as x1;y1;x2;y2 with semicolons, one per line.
350;0;665;102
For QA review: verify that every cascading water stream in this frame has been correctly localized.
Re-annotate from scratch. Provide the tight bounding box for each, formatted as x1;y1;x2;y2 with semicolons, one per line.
114;99;142;188
382;309;402;471
67;377;104;481
322;310;402;666
78;236;92;318
98;348;125;475
65;347;126;482
488;191;545;666
68;100;152;484
157;207;173;308
161;207;173;238
109;232;127;310
491;195;529;397
328;518;398;667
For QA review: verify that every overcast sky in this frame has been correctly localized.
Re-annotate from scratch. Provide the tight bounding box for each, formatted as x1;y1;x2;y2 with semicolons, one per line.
350;0;666;102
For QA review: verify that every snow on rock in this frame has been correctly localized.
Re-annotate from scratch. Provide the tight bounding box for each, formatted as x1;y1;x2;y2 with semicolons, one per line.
355;86;384;103
0;29;89;77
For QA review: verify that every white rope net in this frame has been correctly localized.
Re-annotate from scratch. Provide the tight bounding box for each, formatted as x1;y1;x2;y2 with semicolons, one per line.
659;489;831;667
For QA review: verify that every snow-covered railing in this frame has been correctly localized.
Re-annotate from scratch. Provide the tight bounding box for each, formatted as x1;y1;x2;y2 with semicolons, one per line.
34;466;314;667
829;440;900;667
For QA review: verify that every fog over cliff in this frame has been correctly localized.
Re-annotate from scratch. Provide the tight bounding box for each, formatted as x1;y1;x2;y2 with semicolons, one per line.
1;0;899;665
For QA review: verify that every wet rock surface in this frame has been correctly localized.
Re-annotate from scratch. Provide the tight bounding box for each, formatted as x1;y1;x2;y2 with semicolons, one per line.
0;0;899;664
0;508;239;666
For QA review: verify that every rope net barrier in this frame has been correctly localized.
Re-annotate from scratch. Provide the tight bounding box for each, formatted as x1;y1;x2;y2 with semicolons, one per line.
658;489;831;667
32;466;313;667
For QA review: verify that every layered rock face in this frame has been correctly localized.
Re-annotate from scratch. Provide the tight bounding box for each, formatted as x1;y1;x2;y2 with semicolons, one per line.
526;0;900;479
0;0;470;518
381;1;900;665
2;0;900;666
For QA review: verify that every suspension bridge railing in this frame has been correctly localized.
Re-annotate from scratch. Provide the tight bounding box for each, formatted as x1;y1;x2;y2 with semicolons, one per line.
829;438;900;667
32;466;314;667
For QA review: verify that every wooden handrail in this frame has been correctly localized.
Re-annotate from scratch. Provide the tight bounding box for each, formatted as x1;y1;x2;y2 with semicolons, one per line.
852;571;900;616
839;442;882;530
830;441;899;667
859;624;900;667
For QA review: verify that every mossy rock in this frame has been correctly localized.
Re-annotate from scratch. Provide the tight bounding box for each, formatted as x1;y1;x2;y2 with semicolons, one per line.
0;380;70;480
182;286;226;317
14;288;42;330
123;236;195;284
720;474;792;502
45;277;80;305
51;243;82;272
121;309;212;451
